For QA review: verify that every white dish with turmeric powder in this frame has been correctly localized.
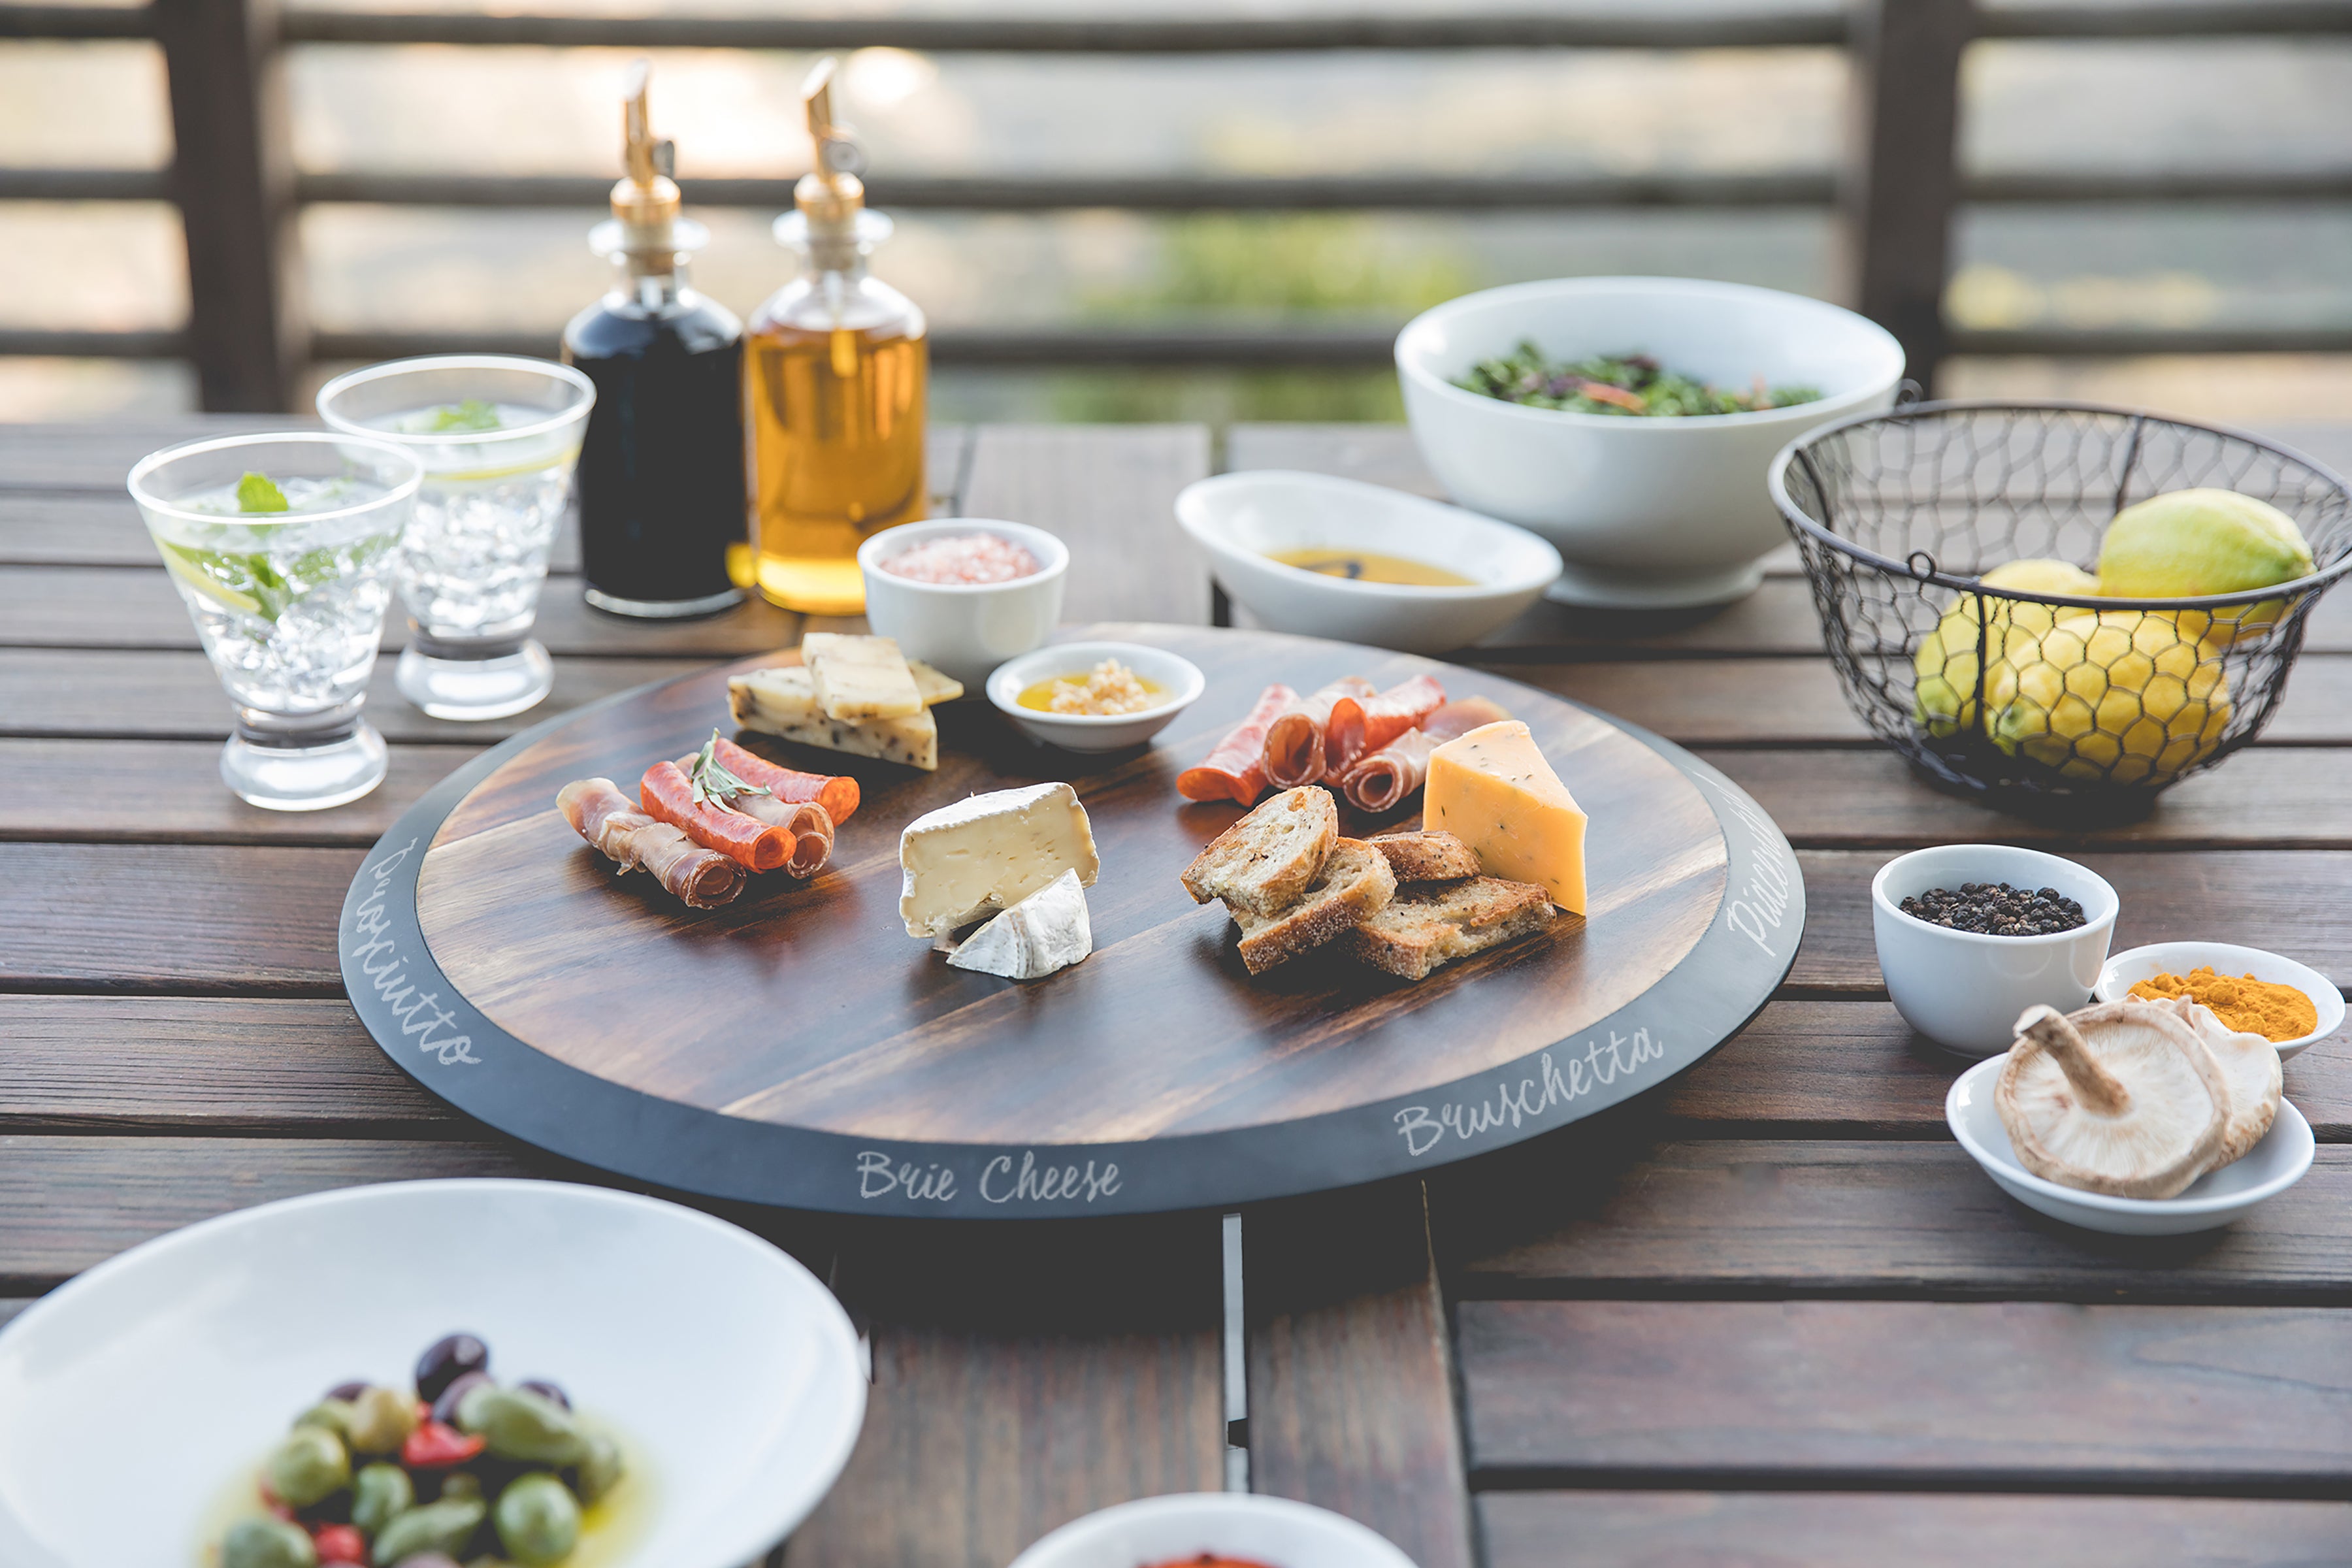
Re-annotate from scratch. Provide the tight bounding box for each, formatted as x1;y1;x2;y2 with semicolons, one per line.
987;641;1205;753
2095;942;2343;1060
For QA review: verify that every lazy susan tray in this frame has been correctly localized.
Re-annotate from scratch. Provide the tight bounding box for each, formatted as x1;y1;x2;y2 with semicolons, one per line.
342;623;1803;1217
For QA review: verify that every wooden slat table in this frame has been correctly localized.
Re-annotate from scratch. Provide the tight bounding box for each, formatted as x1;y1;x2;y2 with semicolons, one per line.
3;417;2346;1565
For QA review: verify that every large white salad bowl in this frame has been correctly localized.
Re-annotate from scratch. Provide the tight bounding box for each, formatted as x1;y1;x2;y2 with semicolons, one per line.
0;1179;867;1568
1396;276;1906;607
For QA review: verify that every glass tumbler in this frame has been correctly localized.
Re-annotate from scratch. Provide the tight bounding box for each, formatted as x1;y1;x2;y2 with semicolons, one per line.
316;355;596;721
127;431;421;810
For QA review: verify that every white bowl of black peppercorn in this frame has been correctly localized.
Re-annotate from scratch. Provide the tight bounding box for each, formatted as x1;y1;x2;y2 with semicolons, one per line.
1872;844;2119;1057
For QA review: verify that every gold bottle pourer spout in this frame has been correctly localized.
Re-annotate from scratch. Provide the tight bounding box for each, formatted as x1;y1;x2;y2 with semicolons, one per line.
794;56;866;237
611;57;681;248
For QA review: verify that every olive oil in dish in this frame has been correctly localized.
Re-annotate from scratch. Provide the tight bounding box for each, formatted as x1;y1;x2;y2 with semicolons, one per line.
1266;547;1477;587
562;61;749;619
743;57;928;615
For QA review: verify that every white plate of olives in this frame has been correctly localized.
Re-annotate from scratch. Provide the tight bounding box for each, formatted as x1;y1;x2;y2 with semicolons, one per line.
0;1179;867;1568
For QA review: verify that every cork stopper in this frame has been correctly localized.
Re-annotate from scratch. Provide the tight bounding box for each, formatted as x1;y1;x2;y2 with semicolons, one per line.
793;57;867;239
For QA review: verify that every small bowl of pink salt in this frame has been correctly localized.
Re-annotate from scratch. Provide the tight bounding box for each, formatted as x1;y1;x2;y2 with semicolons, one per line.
858;518;1069;690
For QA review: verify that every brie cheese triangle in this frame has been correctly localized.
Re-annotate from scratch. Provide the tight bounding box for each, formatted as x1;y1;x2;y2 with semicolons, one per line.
947;869;1092;981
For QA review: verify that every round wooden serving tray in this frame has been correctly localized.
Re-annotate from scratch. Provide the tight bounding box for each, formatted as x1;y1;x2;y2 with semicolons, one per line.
342;623;1803;1217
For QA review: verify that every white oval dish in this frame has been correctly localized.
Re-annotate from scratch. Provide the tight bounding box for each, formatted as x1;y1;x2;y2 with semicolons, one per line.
1396;276;1904;608
0;1179;867;1568
1008;1492;1419;1568
1871;844;2120;1057
1173;470;1562;655
858;517;1071;691
2094;940;2343;1061
987;640;1206;753
1946;1056;2315;1235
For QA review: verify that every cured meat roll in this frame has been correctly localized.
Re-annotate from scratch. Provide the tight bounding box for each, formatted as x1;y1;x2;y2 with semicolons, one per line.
640;760;794;872
557;778;744;908
1260;676;1376;790
1178;683;1299;805
1327;674;1447;773
1338;696;1512;813
671;762;837;881
709;735;859;825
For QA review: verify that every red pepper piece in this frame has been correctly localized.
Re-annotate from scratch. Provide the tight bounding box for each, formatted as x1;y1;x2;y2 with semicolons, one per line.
312;1523;367;1564
401;1419;485;1468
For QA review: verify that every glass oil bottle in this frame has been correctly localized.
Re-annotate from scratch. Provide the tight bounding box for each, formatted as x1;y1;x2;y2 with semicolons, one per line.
563;60;749;618
743;57;928;615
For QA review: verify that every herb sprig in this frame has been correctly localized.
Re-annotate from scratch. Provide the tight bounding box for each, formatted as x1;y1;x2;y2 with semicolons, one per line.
689;730;772;811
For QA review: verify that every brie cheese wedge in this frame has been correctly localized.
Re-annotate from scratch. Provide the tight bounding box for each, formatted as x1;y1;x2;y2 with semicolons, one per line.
898;781;1102;939
947;869;1092;980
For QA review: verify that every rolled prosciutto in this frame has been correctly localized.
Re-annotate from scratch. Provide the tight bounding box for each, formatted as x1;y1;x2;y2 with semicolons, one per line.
1327;674;1447;773
640;760;792;872
1338;696;1513;814
710;735;858;825
674;763;837;881
1260;676;1376;789
1177;683;1299;806
557;778;744;909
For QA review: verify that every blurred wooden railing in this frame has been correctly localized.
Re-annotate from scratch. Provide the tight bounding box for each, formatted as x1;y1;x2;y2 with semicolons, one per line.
2;0;2349;410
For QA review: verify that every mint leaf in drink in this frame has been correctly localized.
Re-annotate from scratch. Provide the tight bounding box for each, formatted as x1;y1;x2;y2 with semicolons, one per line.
422;399;504;433
235;472;291;512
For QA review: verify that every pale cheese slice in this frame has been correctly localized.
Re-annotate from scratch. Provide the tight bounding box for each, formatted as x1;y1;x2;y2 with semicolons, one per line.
1424;719;1588;915
899;781;1102;939
946;868;1092;980
730;666;939;771
803;632;923;721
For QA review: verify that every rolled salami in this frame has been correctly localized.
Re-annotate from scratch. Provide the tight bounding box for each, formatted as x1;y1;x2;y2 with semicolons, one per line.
640;761;794;872
1327;674;1447;773
1260;676;1375;789
692;778;835;879
1178;683;1299;805
557;778;744;909
710;736;858;825
1337;696;1512;813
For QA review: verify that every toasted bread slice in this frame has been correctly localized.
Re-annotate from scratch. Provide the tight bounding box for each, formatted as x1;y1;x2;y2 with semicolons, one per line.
1232;838;1396;975
1345;876;1555;981
1181;787;1338;915
1367;830;1481;883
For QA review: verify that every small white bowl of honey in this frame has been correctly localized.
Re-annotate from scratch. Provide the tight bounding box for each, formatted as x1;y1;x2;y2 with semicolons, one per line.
1174;469;1563;654
986;639;1205;753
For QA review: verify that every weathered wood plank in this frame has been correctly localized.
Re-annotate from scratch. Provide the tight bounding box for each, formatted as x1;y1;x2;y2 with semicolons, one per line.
1479;1490;2352;1567
0;649;708;742
1459;1298;2352;1485
1789;849;2352;994
0;418;295;489
1439;1140;2352;1301
1660;1000;2350;1141
0;996;455;1132
962;424;1214;627
1245;1181;1473;1568
0;740;475;845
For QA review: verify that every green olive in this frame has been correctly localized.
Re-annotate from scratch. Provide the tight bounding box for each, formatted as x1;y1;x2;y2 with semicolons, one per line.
438;1471;483;1503
455;1385;586;1465
368;1495;486;1566
221;1516;318;1568
351;1461;414;1536
344;1384;419;1454
570;1431;625;1505
265;1423;351;1509
293;1397;356;1438
493;1473;581;1567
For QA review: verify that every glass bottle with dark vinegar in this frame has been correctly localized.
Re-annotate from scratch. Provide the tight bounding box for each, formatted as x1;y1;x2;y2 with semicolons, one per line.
563;61;749;619
743;57;928;615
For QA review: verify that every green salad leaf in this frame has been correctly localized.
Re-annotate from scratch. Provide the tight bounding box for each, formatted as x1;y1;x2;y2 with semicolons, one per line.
1456;343;1821;417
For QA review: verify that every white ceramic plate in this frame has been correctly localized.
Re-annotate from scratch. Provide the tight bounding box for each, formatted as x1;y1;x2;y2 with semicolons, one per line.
1008;1492;1420;1568
987;640;1206;753
1173;470;1561;654
0;1179;867;1568
1946;1057;2315;1235
2095;940;2344;1060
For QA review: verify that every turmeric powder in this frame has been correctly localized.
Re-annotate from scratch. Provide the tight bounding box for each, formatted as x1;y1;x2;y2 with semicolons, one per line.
2129;966;2316;1043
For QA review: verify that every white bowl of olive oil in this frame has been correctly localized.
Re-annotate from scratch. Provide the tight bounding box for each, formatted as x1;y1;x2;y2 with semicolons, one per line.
1174;470;1562;654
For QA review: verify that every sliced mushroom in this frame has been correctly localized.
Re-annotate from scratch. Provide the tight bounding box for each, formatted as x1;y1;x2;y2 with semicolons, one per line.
1995;1002;2230;1199
2170;997;2281;1169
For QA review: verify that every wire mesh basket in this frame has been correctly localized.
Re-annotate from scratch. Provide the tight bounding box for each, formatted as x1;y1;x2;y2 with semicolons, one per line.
1770;402;2352;817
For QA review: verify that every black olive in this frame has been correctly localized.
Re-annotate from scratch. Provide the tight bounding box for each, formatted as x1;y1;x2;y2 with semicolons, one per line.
325;1379;369;1403
516;1379;570;1411
429;1367;493;1427
415;1333;490;1405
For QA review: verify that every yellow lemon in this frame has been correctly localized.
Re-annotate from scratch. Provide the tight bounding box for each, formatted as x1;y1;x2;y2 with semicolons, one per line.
1986;610;2231;785
1912;558;2100;736
2097;487;2314;645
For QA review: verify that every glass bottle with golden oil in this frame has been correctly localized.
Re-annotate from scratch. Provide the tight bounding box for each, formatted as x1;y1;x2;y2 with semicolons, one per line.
742;57;927;615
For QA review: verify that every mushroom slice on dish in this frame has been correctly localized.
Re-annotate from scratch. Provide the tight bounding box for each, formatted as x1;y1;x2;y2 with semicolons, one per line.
1996;1002;2230;1200
2169;998;2283;1170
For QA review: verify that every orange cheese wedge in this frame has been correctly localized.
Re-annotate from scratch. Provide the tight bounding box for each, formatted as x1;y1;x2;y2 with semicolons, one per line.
1424;719;1588;915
